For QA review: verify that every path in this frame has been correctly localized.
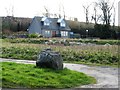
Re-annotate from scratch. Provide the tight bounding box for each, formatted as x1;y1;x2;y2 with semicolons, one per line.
1;58;119;88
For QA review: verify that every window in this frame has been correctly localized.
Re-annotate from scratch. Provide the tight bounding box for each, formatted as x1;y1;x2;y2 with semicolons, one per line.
44;22;50;26
61;31;68;36
45;30;50;35
41;17;50;26
60;22;65;27
57;18;66;27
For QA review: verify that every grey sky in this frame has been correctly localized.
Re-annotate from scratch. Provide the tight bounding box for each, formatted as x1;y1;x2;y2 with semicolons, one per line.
118;1;120;26
0;0;119;25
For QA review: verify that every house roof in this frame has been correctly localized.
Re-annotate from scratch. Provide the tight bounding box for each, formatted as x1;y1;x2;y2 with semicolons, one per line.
34;16;71;31
41;17;47;21
57;18;64;23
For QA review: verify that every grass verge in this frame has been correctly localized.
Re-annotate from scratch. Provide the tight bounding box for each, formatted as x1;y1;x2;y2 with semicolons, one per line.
2;62;96;89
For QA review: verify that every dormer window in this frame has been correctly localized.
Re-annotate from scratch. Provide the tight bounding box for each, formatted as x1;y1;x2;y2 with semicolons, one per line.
41;17;50;26
44;22;50;26
57;18;66;27
60;22;65;27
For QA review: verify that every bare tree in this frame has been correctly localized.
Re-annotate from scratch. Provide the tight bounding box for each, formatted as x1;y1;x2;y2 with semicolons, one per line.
83;4;91;24
5;5;14;17
5;5;15;31
98;0;115;25
58;2;66;19
5;8;10;16
53;14;58;18
91;2;102;24
58;4;62;18
43;6;50;17
11;5;14;17
91;6;97;24
113;6;116;27
62;4;66;19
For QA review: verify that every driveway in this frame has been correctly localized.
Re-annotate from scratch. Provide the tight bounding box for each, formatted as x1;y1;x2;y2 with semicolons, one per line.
1;58;119;88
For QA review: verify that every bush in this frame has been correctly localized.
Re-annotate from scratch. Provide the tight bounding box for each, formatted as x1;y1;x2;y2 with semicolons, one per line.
4;38;119;45
4;38;49;44
28;33;43;38
0;34;7;39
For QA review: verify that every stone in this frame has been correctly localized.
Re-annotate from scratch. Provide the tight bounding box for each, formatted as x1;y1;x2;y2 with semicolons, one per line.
36;48;63;70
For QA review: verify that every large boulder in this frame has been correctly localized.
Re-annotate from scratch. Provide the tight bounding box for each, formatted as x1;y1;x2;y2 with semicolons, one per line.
36;48;63;70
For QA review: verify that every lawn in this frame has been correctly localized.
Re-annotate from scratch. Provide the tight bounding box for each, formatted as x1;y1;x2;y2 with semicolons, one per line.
2;62;96;88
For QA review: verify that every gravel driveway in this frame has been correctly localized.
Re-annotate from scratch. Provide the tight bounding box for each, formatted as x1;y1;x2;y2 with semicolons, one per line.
1;58;119;88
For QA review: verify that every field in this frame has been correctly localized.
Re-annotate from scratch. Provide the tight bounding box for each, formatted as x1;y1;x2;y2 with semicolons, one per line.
1;38;119;66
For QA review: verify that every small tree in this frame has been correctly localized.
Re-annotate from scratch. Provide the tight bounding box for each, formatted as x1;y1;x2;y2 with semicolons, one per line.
42;6;50;17
91;2;102;24
83;4;91;24
98;0;115;25
93;0;115;39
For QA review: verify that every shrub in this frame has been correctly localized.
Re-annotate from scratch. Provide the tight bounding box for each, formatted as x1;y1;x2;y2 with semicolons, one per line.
6;38;120;45
28;33;43;38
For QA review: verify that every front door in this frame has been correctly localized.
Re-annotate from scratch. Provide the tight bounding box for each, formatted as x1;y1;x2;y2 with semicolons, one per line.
52;31;56;37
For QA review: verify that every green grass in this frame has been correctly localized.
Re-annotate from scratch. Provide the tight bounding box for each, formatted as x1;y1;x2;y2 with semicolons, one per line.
2;62;96;88
0;62;2;88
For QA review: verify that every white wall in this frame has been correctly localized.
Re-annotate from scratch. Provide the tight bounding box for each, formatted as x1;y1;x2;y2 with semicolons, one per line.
28;18;41;34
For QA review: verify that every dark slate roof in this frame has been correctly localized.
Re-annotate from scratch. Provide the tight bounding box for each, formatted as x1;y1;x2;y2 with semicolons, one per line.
34;16;71;31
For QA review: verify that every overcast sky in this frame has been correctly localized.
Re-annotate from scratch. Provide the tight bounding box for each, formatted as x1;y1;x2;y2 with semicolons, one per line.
0;0;119;25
